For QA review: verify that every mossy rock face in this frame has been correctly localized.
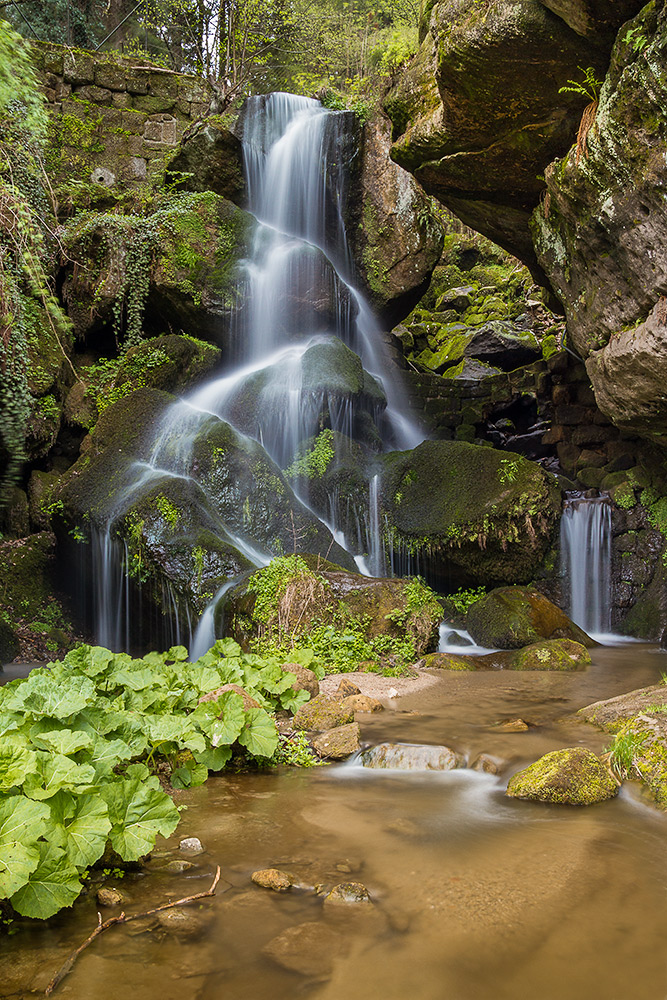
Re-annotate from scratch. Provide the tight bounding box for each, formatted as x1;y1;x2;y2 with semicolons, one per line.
506;747;618;805
466;586;593;649
379;441;561;588
293;694;354;732
610;713;667;808
421;651;475;670
62;192;255;346
509;637;591;670
385;0;629;271
166;119;245;203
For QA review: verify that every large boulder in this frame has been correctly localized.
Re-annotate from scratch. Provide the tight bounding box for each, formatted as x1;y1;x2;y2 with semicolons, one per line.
578;684;667;732
378;441;561;589
385;0;639;272
165;118;245;202
506;747;618;804
466;586;593;648
359;742;465;770
531;4;667;441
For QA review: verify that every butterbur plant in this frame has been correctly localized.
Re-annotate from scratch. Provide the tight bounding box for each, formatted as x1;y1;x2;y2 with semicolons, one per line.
0;639;311;920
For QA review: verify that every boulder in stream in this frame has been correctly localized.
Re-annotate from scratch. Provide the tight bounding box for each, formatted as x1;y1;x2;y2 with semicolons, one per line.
294;695;354;733
359;742;466;771
313;723;361;760
466;586;593;649
506;747;618;805
262;921;346;977
578;684;667;732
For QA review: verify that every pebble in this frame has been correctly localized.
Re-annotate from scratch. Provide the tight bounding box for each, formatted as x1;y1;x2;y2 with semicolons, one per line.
179;837;204;854
471;753;501;774
251;868;293;891
493;718;530;732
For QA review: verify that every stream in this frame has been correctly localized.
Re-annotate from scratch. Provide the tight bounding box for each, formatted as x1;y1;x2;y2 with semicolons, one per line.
3;642;667;999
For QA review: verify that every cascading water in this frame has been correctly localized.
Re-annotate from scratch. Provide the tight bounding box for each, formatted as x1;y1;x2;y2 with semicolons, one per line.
83;93;426;653
560;494;612;636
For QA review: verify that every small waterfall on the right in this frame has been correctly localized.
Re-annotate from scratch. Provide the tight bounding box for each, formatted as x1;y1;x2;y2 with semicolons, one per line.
560;495;612;636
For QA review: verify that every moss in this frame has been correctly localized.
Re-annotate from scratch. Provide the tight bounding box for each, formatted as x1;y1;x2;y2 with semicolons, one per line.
510;638;591;670
155;494;181;530
610;714;667;808
506;748;618;805
466;586;593;649
285;429;335;480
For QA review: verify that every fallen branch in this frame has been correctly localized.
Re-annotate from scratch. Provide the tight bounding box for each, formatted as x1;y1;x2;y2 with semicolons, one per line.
45;865;221;996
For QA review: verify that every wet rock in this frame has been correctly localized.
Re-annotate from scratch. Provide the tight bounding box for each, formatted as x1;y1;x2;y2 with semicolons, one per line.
463;322;541;370
509;638;591;671
179;837;204;854
506;747;618;805
198;683;261;712
324;881;371;907
96;886;126;907
493;718;530;733
293;694;354;732
336;677;362;697
466;586;593;649
262;920;346;976
378;441;561;590
280;662;319;698
607;713;667;808
360;742;465;771
166;118;245;202
312;723;361;760
163;859;195;874
156;907;204;937
341;694;383;713
578;684;667;732
470;754;501;774
421;652;474;671
251;868;292;891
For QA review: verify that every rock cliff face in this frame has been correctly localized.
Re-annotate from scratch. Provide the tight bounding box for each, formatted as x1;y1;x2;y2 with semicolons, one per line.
532;1;667;440
386;0;645;273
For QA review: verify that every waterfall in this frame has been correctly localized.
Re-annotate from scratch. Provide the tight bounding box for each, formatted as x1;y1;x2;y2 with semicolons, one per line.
560;495;612;636
81;92;427;655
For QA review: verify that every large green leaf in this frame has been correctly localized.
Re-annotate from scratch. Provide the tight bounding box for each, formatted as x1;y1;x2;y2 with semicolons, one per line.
0;796;50;898
108;666;159;692
186;666;224;695
10;842;82;918
86;736;135;779
23;753;96;800
102;777;180;862
50;791;111;868
206;692;246;747
62;644;115;678
170;761;208;789
237;708;278;758
0;745;39;791
31;729;94;756
7;673;96;720
194;746;232;771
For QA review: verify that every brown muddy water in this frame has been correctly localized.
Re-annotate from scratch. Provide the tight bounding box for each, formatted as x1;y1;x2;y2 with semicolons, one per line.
3;644;667;1000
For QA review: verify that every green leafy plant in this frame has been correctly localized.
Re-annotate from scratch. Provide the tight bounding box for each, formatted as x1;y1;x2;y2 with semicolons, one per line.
448;586;487;615
558;66;603;103
0;638;314;921
624;25;648;54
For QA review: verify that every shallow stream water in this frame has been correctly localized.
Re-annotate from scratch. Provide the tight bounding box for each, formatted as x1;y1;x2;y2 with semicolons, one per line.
3;643;667;1000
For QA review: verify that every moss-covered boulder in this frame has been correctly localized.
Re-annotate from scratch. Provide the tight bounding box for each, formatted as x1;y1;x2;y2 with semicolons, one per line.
608;713;667;808
385;0;632;272
378;441;561;588
509;637;591;669
66;334;221;433
466;586;593;649
506;747;618;805
578;684;667;733
293;694;354;732
312;722;361;759
61;192;255;345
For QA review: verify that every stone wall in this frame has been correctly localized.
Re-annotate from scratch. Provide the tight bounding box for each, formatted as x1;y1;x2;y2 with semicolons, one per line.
31;42;212;192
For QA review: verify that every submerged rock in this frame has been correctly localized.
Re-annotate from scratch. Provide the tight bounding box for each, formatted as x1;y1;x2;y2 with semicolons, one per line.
262;921;346;976
466;586;593;649
506;747;618;805
470;754;502;774
156;907;204;937
359;742;465;771
251;868;292;891
323;881;371;907
313;723;361;760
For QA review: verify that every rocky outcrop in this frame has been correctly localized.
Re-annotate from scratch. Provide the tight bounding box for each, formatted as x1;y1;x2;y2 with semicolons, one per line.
347;116;444;322
531;3;667;443
385;0;644;271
